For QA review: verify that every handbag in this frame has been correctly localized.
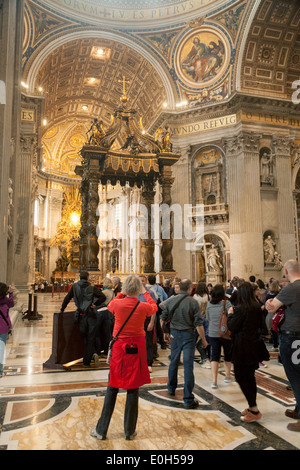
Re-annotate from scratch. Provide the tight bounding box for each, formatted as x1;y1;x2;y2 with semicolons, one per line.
272;307;285;333
106;300;140;365
255;337;270;362
125;343;138;354
218;299;231;340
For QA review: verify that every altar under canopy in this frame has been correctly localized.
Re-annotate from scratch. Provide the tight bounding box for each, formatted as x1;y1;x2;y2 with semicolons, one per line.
75;81;180;279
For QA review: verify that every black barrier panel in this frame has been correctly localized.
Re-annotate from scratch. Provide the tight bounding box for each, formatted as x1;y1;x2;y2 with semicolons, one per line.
43;311;84;370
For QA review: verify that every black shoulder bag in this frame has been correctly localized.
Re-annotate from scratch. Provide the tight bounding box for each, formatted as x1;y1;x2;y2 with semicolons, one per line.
106;300;140;365
162;294;189;334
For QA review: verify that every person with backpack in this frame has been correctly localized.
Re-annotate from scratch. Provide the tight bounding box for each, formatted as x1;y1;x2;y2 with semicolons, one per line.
206;284;233;389
60;271;106;368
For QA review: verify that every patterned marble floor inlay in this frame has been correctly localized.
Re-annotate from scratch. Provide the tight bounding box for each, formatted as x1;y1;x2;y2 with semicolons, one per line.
0;293;299;451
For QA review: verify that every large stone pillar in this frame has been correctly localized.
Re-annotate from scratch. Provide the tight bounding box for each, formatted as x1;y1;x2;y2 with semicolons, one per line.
159;167;175;272
85;165;100;271
79;178;89;270
141;181;155;273
224;132;264;279
273;135;296;262
170;145;192;278
77;153;103;274
0;0;24;283
14;135;37;291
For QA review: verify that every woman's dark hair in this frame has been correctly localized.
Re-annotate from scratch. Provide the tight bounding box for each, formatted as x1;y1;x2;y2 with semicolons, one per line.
195;281;209;297
210;284;225;304
256;279;265;289
0;283;8;299
236;282;259;310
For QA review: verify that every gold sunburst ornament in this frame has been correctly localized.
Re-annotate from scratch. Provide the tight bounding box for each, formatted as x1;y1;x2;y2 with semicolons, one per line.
50;186;81;265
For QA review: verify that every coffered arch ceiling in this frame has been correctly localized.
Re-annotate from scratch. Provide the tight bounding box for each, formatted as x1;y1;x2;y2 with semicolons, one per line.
36;37;168;130
34;36;170;178
240;0;300;98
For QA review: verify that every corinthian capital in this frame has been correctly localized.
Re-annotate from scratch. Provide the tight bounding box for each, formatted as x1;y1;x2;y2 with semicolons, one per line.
222;135;243;155
223;132;261;156
242;132;262;152
272;135;294;156
20;135;36;152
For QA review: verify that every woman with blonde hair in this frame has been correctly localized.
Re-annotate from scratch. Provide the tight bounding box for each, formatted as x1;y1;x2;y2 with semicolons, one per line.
102;277;115;305
91;275;157;441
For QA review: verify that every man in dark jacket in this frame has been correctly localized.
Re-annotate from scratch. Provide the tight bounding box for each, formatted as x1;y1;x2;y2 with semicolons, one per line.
160;279;207;409
60;271;106;367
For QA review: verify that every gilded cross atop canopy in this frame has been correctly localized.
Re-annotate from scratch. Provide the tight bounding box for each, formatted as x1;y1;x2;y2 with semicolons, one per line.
118;75;130;96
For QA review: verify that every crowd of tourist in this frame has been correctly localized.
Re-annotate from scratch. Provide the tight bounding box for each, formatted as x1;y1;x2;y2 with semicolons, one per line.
1;259;299;441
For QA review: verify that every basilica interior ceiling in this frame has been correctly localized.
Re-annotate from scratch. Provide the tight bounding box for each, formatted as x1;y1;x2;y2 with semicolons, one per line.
22;0;300;180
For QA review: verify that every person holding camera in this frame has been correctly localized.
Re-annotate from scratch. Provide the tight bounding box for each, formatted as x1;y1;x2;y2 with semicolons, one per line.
0;283;14;378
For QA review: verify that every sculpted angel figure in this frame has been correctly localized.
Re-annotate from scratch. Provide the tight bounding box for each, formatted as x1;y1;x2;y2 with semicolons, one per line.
87;118;105;145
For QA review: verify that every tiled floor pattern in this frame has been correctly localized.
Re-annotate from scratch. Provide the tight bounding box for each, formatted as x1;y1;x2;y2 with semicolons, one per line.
0;293;299;451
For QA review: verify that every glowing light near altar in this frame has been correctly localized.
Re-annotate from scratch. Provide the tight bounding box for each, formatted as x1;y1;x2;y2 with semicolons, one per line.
70;211;80;227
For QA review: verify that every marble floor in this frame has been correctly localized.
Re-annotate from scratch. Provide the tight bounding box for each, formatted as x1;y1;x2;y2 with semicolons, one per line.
0;292;299;452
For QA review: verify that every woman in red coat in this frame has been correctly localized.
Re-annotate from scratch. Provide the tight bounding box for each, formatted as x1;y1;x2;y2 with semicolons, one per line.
91;274;157;441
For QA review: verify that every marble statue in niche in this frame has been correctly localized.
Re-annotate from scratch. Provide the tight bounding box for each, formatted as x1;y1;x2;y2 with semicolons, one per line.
206;244;223;272
263;234;283;269
263;235;276;263
260;148;274;186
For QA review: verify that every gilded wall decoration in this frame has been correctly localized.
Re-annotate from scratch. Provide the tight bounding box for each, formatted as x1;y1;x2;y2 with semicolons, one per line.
144;30;180;62
44;127;58;139
182;80;229;106
41;123;86;177
50;187;81;271
215;3;246;39
30;4;65;42
174;27;231;91
194;147;222;167
69;134;86;149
